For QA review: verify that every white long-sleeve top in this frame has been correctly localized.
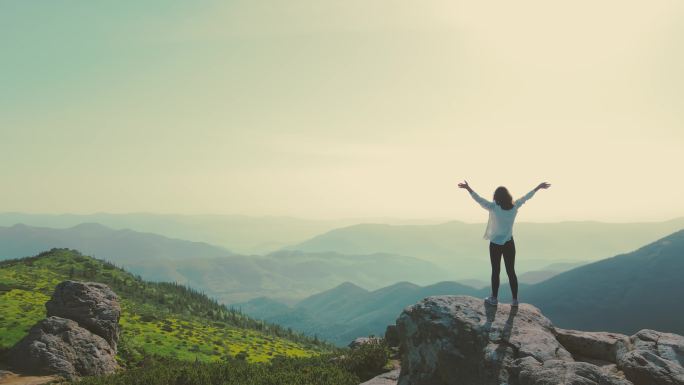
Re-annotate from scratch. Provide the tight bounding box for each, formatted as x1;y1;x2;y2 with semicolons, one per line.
469;189;537;245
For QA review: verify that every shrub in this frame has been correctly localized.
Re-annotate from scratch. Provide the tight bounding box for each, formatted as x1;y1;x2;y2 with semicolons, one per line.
335;339;390;381
76;356;359;385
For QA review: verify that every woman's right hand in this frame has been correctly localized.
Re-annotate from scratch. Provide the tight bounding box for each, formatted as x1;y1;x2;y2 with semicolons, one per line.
536;182;551;190
458;180;472;192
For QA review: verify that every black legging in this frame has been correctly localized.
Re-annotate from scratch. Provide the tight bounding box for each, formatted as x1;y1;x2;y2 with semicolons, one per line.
489;237;518;299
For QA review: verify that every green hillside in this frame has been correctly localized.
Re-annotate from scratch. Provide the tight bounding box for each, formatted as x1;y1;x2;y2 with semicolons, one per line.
0;248;331;366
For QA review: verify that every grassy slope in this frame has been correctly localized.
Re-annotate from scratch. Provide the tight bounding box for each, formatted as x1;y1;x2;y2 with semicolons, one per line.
0;249;330;365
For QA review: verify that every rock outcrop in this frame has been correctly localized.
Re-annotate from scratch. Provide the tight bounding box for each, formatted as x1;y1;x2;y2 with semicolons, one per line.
8;281;121;380
393;295;684;385
7;317;118;379
46;280;121;349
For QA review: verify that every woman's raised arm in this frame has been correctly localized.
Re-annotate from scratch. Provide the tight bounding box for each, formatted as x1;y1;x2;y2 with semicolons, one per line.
459;180;496;210
515;182;551;208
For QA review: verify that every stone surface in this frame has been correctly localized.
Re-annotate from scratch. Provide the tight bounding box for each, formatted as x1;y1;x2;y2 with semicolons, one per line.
7;316;118;380
616;329;684;385
46;280;121;349
509;356;633;385
556;328;627;363
393;295;683;385
360;368;400;385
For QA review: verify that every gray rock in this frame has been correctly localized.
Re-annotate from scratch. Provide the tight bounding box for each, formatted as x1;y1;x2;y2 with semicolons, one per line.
349;337;383;349
616;329;684;385
46;280;121;349
360;368;400;385
394;295;684;385
8;316;118;380
509;356;633;385
396;295;573;385
556;328;627;363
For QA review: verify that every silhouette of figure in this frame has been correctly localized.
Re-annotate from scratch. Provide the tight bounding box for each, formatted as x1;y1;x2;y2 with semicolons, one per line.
458;180;551;307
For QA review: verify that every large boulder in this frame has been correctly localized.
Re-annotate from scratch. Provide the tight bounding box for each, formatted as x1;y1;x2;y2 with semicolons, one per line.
396;295;573;385
46;280;121;349
394;295;684;385
7;280;121;380
8;316;118;380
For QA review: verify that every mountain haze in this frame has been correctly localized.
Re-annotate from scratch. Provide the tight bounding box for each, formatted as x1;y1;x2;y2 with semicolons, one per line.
0;222;236;262
288;219;684;278
0;213;445;254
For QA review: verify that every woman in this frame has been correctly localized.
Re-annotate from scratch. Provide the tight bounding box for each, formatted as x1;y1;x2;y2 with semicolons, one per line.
458;180;551;307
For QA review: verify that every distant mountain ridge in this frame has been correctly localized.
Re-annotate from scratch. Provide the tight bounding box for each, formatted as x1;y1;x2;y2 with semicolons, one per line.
242;229;684;345
286;218;684;278
0;212;446;254
0;222;236;261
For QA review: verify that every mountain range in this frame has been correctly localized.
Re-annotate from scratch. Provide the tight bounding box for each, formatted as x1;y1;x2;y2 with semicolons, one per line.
287;218;684;278
0;212;444;254
525;228;684;334
239;229;684;345
0;223;448;303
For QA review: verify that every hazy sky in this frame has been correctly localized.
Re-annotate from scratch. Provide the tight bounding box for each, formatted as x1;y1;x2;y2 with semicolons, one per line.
1;1;682;222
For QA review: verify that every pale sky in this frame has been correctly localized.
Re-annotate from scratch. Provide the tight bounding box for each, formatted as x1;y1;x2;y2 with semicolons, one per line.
1;0;683;222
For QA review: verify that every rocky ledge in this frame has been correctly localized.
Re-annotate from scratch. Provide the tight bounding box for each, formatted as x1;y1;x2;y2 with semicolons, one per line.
7;281;121;380
393;295;684;385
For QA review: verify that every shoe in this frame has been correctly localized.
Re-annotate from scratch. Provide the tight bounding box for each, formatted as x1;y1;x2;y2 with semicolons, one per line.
511;299;519;307
484;296;498;306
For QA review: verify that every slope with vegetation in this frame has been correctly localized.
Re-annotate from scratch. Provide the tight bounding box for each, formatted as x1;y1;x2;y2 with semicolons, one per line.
0;249;329;365
525;228;684;335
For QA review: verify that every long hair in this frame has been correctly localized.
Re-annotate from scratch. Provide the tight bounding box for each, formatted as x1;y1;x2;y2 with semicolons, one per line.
493;186;514;210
